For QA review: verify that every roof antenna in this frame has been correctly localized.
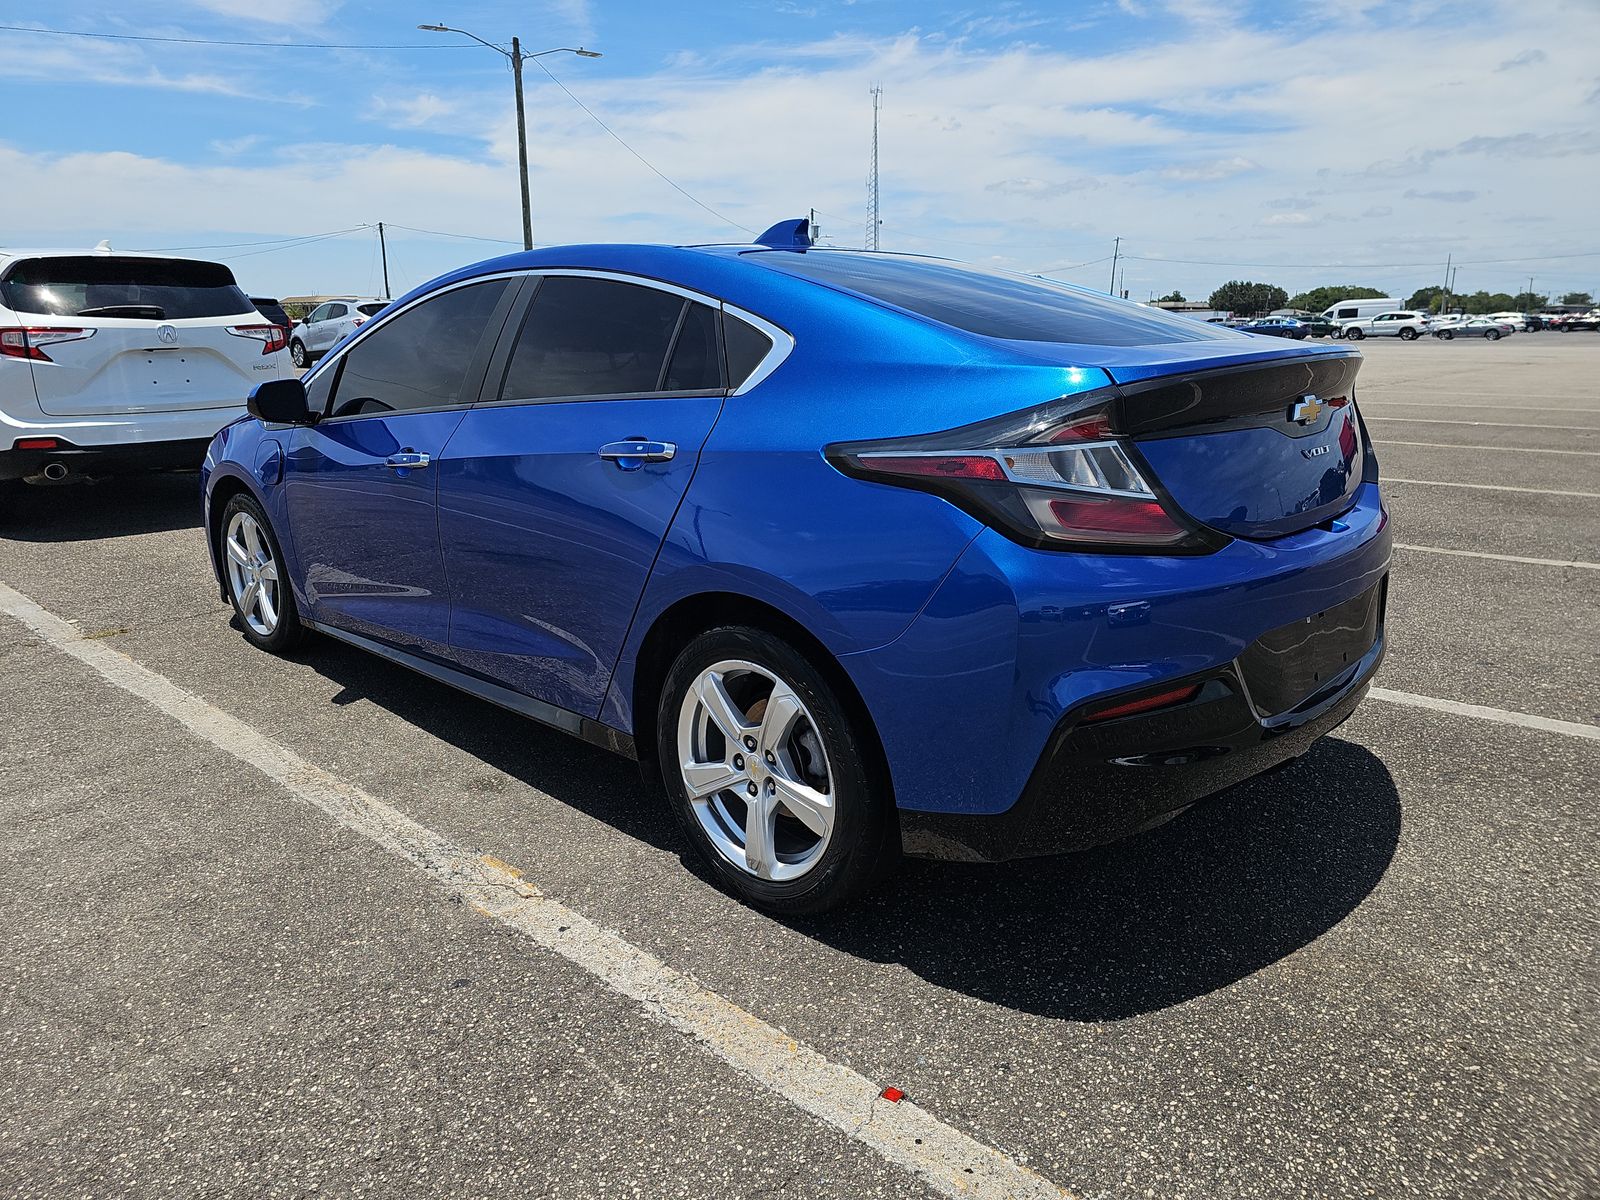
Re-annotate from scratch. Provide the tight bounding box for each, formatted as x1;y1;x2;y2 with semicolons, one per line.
94;239;114;254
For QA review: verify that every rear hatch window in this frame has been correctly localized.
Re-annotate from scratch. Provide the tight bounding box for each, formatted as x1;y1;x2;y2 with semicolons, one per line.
356;302;387;317
749;251;1235;347
1;256;254;320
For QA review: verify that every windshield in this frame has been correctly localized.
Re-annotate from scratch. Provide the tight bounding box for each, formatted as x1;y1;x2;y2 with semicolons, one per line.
0;256;255;320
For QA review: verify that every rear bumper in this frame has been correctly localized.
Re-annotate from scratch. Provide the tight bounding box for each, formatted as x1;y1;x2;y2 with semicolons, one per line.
900;595;1386;862
0;437;215;481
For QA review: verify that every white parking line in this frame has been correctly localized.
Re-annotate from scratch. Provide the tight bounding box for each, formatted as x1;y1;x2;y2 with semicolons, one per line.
1359;402;1600;413
0;581;1071;1200
1370;688;1600;742
1366;418;1597;431
1376;440;1600;456
1394;543;1600;571
1383;477;1600;498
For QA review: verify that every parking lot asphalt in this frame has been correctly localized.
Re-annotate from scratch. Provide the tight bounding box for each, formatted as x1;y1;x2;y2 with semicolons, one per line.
3;335;1597;1199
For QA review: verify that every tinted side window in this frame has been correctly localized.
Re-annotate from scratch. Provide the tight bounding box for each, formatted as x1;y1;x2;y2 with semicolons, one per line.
501;276;685;400
663;302;723;392
329;280;508;418
724;314;774;389
327;303;349;318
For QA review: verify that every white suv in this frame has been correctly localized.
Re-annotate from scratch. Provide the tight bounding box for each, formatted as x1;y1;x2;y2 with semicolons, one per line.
1;250;290;493
1342;310;1432;340
288;297;387;368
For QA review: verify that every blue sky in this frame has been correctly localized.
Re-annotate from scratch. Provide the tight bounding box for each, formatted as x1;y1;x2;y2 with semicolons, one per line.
2;0;1597;302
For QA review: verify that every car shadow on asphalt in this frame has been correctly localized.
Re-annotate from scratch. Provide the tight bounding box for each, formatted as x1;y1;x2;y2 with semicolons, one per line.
0;474;200;542
301;637;1400;1024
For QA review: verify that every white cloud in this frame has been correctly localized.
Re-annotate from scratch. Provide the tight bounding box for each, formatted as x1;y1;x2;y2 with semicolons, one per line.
1161;156;1257;181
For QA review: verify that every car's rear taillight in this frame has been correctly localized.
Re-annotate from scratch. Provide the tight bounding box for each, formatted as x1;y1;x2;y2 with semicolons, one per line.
227;323;288;356
828;394;1218;553
0;327;95;362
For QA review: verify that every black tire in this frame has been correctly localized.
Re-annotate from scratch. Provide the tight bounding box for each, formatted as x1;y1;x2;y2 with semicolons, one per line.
290;339;309;369
219;491;304;654
657;625;896;915
1442;330;1454;340
1399;327;1417;340
1487;329;1501;341
1346;326;1365;340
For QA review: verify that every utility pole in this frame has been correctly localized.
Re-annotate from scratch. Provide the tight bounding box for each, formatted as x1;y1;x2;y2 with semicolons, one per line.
377;222;391;299
510;36;533;250
809;207;820;246
1441;251;1452;310
867;85;882;251
1108;237;1120;295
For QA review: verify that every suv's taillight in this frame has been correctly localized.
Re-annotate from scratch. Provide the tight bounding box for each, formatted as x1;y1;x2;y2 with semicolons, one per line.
828;394;1219;553
0;327;95;362
227;323;288;355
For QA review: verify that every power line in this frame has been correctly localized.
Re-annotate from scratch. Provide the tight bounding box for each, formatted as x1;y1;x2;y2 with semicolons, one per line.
383;224;523;246
129;227;370;253
529;57;753;235
0;24;474;49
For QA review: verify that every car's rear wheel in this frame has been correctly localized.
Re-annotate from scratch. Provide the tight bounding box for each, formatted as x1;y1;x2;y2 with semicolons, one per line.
1346;327;1365;340
1399;327;1418;340
658;626;895;914
221;492;303;654
1440;330;1454;340
1486;328;1501;341
289;339;309;369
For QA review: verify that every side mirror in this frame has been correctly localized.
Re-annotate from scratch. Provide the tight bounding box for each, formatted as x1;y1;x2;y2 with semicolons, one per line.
248;378;315;425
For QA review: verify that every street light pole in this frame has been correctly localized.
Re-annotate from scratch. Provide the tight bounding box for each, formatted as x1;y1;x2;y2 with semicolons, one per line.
418;26;601;251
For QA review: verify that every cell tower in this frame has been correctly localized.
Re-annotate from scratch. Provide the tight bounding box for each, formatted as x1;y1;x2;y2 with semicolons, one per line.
867;85;882;250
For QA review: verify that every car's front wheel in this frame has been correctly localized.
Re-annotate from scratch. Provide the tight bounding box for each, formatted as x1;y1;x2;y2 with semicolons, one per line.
658;626;895;914
289;339;309;369
220;492;303;654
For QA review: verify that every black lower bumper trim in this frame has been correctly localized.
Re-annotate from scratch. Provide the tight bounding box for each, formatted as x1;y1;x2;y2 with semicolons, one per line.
0;437;215;482
900;596;1387;863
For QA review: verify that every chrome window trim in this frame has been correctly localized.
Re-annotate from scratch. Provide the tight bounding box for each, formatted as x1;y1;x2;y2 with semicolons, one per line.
304;266;796;404
721;303;795;396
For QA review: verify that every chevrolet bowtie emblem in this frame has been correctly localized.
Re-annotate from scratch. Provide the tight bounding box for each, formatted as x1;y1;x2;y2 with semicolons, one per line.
1291;395;1326;425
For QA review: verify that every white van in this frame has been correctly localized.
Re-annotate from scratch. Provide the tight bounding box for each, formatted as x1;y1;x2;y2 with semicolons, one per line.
1321;298;1404;328
0;249;290;495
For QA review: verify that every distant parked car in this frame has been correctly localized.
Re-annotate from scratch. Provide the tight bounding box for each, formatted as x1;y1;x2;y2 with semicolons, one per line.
1342;311;1432;340
1557;312;1600;332
1290;313;1339;337
289;297;388;368
251;297;292;333
1486;312;1536;332
1433;318;1513;341
1237;317;1308;339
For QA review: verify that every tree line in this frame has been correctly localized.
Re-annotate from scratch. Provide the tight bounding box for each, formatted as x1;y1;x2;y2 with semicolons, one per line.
1157;281;1594;316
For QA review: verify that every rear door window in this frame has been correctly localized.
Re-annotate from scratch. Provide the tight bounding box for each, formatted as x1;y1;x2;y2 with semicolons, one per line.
0;256;254;319
500;275;687;400
327;280;509;418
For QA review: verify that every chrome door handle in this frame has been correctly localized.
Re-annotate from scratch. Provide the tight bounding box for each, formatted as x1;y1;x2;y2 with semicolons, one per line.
598;440;676;464
384;451;431;470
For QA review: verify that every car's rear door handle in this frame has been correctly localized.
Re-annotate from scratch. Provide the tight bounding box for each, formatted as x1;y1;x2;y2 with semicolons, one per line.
598;439;676;465
384;451;431;470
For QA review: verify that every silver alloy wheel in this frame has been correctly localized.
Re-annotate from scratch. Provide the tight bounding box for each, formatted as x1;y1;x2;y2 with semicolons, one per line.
224;510;282;637
677;659;835;882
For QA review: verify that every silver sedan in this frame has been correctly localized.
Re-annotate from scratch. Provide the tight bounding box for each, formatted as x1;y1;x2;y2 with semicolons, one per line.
1433;317;1514;341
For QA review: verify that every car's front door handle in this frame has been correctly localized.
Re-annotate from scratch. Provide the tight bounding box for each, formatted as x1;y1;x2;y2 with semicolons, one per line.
598;440;676;466
384;451;431;470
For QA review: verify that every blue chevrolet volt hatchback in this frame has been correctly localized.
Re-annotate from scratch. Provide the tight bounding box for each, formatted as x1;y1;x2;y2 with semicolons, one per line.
202;219;1389;913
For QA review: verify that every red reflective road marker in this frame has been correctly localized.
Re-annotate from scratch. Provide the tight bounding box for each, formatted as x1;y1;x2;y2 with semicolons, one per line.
879;1086;905;1103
